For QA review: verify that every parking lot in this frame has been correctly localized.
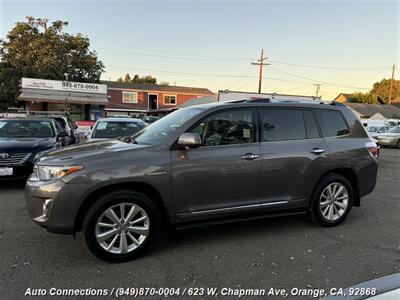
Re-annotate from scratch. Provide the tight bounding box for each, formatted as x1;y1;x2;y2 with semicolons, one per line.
0;148;399;299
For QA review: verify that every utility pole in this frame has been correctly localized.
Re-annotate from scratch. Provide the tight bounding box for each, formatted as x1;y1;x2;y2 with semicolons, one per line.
314;84;321;98
251;49;270;93
388;64;395;105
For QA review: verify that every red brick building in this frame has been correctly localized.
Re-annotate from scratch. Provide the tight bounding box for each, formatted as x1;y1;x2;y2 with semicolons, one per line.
103;81;214;116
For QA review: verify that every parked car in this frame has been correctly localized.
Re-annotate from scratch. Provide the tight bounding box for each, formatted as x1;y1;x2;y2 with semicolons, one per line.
51;115;79;145
143;115;160;126
376;126;400;148
365;125;390;138
28;112;79;145
0;118;68;180
86;117;145;142
25;99;378;262
323;273;400;300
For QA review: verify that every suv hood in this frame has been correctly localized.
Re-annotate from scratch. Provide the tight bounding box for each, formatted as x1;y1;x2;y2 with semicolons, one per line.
39;139;149;163
0;137;56;153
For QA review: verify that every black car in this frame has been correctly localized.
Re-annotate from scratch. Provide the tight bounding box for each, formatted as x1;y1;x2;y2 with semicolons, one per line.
0;118;68;180
28;112;79;145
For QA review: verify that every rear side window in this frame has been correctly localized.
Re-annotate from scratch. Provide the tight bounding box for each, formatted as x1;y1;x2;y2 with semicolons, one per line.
260;109;306;142
315;109;349;137
303;110;320;139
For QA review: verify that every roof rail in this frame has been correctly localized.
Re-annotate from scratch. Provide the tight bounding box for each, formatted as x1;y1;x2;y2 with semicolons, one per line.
224;97;345;107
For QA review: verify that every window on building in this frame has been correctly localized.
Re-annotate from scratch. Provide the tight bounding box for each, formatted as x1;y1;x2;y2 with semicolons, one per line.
190;109;255;146
122;91;138;104
164;95;177;105
260;109;306;142
315;109;349;137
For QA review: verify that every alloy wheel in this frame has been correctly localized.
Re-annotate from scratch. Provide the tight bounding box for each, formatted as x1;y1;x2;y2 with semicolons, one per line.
95;203;150;254
319;182;349;221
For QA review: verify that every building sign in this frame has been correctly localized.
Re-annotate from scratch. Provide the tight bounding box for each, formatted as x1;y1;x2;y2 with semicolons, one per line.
22;78;107;94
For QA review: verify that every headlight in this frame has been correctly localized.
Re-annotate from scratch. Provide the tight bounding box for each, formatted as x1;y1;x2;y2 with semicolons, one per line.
32;165;84;181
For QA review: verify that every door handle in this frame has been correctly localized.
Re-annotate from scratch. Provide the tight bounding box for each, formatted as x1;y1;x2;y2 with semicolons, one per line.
241;153;259;160
311;148;325;155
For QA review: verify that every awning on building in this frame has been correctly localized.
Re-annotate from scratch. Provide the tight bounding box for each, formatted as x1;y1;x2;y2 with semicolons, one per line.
18;88;109;105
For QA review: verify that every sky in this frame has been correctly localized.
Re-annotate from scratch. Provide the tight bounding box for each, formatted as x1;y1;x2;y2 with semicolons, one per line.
1;0;399;99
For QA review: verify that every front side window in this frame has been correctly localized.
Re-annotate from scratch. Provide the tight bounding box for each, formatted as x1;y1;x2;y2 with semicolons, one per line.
122;91;138;103
366;126;379;133
92;121;145;138
134;106;206;145
315;109;349;137
260;109;306;142
190;109;255;146
0;120;54;138
164;95;177;105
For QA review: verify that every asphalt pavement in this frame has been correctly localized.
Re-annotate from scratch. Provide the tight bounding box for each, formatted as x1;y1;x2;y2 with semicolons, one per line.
1;149;399;300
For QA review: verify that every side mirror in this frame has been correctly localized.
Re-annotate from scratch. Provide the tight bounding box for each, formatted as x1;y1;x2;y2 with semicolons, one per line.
177;133;202;148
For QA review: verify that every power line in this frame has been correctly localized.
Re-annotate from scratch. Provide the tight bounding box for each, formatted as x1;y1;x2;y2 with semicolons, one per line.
93;41;252;61
269;60;389;70
105;65;373;90
96;47;251;62
270;66;371;90
94;41;391;70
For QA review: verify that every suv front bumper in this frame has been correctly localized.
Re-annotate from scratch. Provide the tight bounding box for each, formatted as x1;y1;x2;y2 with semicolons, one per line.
25;179;88;234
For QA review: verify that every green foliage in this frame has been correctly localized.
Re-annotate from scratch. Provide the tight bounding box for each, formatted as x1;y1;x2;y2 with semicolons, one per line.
0;17;104;111
124;73;131;82
371;78;400;103
350;92;377;104
119;73;157;84
350;78;400;104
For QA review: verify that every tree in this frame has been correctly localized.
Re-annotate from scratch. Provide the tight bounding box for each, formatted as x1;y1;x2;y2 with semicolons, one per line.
0;17;104;111
116;73;158;84
124;73;131;82
349;78;400;104
350;92;377;104
371;78;400;104
131;74;157;84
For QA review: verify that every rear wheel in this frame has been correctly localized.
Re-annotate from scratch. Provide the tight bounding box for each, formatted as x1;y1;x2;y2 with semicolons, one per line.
309;174;353;227
83;190;160;262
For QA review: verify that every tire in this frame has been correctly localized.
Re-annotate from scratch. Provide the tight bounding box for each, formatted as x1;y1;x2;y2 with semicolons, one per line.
309;174;353;227
397;140;400;149
83;190;160;262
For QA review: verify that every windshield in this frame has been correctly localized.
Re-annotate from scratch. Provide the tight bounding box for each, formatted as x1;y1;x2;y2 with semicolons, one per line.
0;120;55;138
366;126;379;132
388;126;400;133
92;121;145;138
134;107;206;145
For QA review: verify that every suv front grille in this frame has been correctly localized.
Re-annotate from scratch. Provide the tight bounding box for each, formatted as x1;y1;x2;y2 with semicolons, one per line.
0;153;31;165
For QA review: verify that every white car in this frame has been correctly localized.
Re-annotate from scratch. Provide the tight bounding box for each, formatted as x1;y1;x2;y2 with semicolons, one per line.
87;118;145;142
366;125;390;138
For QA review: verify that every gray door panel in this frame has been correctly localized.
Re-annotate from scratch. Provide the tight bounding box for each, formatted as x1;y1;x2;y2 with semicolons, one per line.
260;138;329;204
171;143;262;214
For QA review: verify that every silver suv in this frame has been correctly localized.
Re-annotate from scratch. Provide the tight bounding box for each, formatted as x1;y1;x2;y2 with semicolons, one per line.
25;100;378;262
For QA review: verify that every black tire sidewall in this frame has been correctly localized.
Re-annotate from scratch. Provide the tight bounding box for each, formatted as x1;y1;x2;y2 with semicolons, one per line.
83;190;160;263
310;174;353;227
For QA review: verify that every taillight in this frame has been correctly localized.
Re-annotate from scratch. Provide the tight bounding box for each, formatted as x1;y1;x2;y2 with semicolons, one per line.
366;141;379;159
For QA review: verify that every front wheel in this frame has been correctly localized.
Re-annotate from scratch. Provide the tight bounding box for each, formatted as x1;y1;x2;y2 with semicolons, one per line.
83;190;160;262
309;174;353;227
